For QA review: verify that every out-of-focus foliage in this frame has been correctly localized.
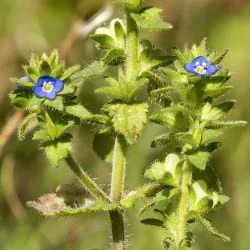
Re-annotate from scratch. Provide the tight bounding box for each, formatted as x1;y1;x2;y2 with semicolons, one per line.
0;0;250;250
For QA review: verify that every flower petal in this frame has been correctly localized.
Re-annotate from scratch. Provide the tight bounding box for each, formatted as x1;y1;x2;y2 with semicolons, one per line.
184;63;195;73
204;65;217;76
191;56;210;67
33;86;46;98
45;91;57;100
53;78;64;92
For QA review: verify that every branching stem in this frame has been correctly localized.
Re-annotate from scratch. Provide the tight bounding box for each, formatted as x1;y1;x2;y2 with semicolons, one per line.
65;154;110;202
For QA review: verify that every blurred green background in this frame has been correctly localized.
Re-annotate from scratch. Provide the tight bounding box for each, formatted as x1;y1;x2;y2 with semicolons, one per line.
0;0;250;249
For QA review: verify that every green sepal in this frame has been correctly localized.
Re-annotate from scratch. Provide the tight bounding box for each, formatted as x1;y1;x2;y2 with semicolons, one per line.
131;7;173;30
103;103;148;144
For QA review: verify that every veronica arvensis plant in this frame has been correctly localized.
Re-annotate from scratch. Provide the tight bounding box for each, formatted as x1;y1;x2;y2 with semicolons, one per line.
9;0;245;249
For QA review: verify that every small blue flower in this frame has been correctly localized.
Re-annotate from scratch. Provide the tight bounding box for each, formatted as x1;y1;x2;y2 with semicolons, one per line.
184;56;217;77
17;76;30;88
32;75;63;100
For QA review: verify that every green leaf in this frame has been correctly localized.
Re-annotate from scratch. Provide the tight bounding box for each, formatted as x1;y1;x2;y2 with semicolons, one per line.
91;33;116;49
113;0;142;10
65;104;92;120
206;120;247;129
44;141;72;166
131;7;173;30
96;75;148;101
142;71;168;90
103;48;125;66
210;49;228;65
44;96;64;111
145;154;182;185
149;109;187;130
139;188;179;215
188;151;210;170
150;87;174;107
93;133;115;163
113;18;126;46
201;129;223;146
60;65;80;81
139;42;175;73
203;84;233;98
120;184;163;208
9;89;30;109
201;101;235;121
71;61;108;82
151;132;173;148
141;218;164;227
27;193;118;217
161;68;188;84
104;103;148;144
198;215;230;242
18;113;37;141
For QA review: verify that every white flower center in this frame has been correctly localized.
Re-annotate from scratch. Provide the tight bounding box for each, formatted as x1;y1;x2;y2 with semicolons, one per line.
42;81;53;92
195;65;207;74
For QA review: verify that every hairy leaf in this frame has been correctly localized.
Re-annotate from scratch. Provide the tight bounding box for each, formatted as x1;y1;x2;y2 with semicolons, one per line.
131;7;173;30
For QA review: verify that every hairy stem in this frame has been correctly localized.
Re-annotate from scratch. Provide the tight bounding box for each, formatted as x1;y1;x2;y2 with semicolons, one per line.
175;161;192;247
126;11;139;81
65;154;110;202
109;136;127;250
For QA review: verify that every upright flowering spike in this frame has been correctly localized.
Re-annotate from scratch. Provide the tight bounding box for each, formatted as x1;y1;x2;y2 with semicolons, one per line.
184;56;217;77
33;75;63;100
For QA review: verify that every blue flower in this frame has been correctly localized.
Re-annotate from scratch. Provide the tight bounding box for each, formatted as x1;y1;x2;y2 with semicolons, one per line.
32;76;63;100
17;76;30;88
184;56;217;77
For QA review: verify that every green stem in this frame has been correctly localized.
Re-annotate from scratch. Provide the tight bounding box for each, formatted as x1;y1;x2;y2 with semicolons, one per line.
126;11;139;81
109;136;127;250
65;154;110;202
175;161;192;247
